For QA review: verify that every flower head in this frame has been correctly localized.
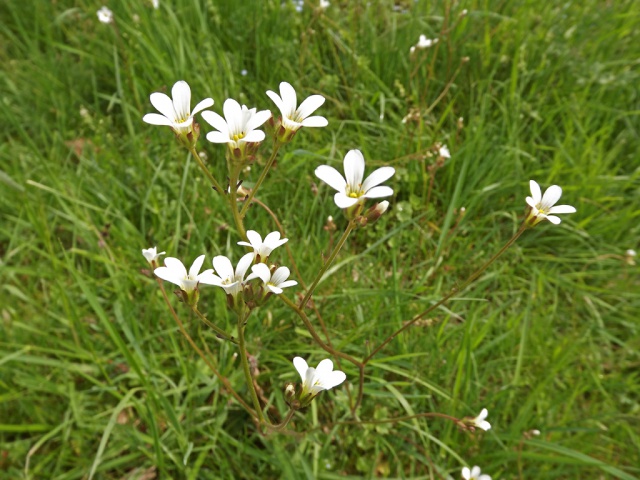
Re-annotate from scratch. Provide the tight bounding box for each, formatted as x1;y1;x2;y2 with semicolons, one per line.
319;0;330;9
97;6;113;24
292;357;346;406
201;99;271;153
470;408;491;431
525;180;576;226
315;149;395;209
151;0;159;8
143;81;213;146
154;255;218;305
266;82;327;140
462;466;491;480
238;230;288;262
210;253;255;297
247;263;298;294
416;35;437;49
142;246;166;266
438;144;451;158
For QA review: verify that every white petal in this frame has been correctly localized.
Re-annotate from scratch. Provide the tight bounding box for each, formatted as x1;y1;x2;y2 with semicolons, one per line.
525;196;537;208
363;186;394;199
479;475;492;480
192;97;214;116
197;270;222;286
548;204;576;214
172;81;191;121
462;467;471;480
263;231;285;248
246;109;272;131
315;358;334;377
201;110;229;134
541;185;562;208
296;94;325;119
235;252;255;280
334;192;359;208
143;113;173;126
154;266;183;287
301;116;328;127
361;166;395;192
245;230;263;248
325;370;346;389
529;180;542;204
242;130;265;143
315;165;346;192
478;408;488;421
163;257;187;278
223;98;242;133
471;467;481;477
189;254;205;278
265;90;285;114
212;255;234;279
150;92;177;121
277;280;298;289
206;131;231;144
249;263;271;283
267;285;283;294
545;215;562;224
293;357;309;382
271;266;291;285
279;82;298;116
343;150;365;188
478;420;491;431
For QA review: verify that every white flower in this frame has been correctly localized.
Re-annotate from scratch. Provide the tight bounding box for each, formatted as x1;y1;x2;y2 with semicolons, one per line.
626;249;636;257
266;82;328;132
471;408;491;431
415;35;437;49
293;357;346;403
210;253;255;297
238;230;288;261
201;98;271;150
319;0;330;9
525;180;576;226
241;69;248;76
151;0;159;8
438;145;451;158
462;466;491;480
154;255;217;293
97;6;113;24
142;81;213;134
142;246;165;265
315;149;395;208
247;264;298;294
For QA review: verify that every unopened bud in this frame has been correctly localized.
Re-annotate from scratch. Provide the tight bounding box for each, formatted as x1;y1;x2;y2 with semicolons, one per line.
364;201;389;224
284;382;296;404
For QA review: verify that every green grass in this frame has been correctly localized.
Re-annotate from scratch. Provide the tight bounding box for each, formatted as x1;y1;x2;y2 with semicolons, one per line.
1;0;639;478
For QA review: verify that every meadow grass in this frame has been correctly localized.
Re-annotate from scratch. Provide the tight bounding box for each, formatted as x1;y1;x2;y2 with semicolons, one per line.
1;0;639;478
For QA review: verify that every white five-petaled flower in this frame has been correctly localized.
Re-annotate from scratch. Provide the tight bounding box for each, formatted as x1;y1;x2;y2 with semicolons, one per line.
462;466;491;480
201;99;271;150
438;145;451;158
525;180;576;226
315;149;395;209
142;246;166;265
292;357;346;404
154;255;217;293
266;81;328;133
470;408;491;431
97;6;113;24
142;81;214;135
210;253;255;297
247;264;298;294
238;230;288;261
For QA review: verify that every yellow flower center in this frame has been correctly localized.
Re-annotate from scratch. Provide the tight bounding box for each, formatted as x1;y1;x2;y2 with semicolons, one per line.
232;132;245;142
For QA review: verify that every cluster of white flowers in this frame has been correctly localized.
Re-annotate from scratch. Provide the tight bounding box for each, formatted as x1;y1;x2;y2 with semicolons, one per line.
410;34;438;54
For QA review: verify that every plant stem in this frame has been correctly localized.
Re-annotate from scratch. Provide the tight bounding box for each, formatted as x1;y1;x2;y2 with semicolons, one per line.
228;163;248;241
155;279;256;418
267;408;297;433
240;141;281;218
192;307;237;344
189;147;225;195
299;220;356;309
236;308;266;424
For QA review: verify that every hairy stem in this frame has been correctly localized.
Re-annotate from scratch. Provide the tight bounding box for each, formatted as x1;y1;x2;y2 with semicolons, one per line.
192;307;237;344
189;147;225;195
240;141;281;217
236;307;266;424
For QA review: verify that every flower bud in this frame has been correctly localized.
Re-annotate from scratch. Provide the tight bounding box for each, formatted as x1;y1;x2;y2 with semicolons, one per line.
284;382;296;405
364;201;389;224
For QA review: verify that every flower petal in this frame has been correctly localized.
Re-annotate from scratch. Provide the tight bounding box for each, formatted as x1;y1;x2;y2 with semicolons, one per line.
189;254;205;278
301;116;328;127
192;97;214;116
529;180;542;204
246;109;272;131
315;165;346;192
242;130;265;143
212;255;234;279
361;166;395;192
154;266;183;286
334;192;359;208
197;270;221;286
249;263;271;283
548;204;576;214
315;359;334;377
143;113;173;126
296;94;325;119
461;467;471;480
246;230;263;248
163;257;187;278
271;266;291;285
541;185;562;208
293;357;309;382
279;81;298;116
150;92;177;121
343;149;365;188
325;370;346;389
206;131;230;144
200;110;229;135
267;285;283;294
363;186;394;199
235;252;255;280
545;215;562;224
278;280;298;289
265;90;285;114
172;81;191;121
223;98;242;133
525;196;537;208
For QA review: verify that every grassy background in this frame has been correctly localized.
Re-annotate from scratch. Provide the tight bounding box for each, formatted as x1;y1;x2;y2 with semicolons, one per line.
1;0;639;478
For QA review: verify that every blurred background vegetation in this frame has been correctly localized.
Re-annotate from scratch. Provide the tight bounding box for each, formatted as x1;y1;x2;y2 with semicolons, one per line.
0;0;639;478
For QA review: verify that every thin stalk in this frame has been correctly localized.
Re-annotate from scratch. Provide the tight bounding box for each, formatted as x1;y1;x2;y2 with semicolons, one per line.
364;223;528;364
335;411;463;427
236;308;266;424
228;163;248;241
192;307;237;344
299;220;356;309
155;279;256;418
240;141;281;217
267;408;297;433
189;147;225;195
